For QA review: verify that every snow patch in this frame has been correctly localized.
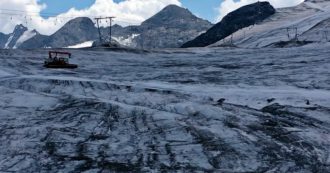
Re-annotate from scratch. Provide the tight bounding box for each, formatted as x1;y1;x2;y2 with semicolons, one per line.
113;34;140;46
66;41;94;48
4;35;13;49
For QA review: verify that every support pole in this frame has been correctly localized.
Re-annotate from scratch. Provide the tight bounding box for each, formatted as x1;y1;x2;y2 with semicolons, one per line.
109;17;115;44
95;17;115;45
95;18;102;43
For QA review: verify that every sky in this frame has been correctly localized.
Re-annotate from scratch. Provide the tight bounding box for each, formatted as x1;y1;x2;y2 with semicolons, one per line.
0;0;304;35
38;0;222;23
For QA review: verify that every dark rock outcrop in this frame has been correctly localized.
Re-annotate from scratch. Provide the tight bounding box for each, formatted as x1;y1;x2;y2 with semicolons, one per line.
181;1;276;48
0;33;9;48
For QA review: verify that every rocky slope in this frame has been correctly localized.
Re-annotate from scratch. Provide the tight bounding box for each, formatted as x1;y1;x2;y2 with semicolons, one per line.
19;17;98;49
0;33;9;48
0;24;39;49
136;5;212;49
211;0;330;48
108;5;212;49
4;24;28;49
182;2;276;48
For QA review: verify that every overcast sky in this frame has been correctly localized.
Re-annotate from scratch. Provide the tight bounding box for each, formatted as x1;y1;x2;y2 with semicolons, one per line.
0;0;304;35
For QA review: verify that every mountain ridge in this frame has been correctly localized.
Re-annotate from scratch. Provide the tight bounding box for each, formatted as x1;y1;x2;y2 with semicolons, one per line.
0;4;212;49
19;17;97;49
208;0;330;48
182;2;276;48
134;4;212;49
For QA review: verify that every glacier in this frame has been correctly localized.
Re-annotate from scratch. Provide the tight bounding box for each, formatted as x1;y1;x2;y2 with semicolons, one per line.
0;46;329;172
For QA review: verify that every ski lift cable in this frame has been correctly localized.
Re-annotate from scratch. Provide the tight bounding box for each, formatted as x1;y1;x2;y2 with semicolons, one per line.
0;12;140;26
0;11;142;27
0;8;115;19
0;8;139;23
0;8;100;18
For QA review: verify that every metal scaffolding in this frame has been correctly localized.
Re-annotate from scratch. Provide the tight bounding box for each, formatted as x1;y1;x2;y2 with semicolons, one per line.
94;16;115;44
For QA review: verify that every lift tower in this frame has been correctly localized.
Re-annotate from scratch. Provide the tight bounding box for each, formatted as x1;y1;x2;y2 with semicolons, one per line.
94;17;115;44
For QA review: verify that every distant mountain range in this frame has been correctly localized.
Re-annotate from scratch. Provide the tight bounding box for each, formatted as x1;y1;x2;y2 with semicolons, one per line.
0;5;212;49
2;0;327;50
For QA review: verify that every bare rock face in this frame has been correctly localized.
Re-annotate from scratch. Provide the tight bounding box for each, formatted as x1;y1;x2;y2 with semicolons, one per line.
0;33;9;48
5;24;28;49
182;2;276;48
0;24;40;49
47;17;98;47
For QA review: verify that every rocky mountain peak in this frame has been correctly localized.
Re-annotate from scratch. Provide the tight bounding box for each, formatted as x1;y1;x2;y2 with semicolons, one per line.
42;17;97;48
141;4;210;29
31;29;39;34
4;24;29;49
60;17;95;30
159;4;192;16
12;24;28;35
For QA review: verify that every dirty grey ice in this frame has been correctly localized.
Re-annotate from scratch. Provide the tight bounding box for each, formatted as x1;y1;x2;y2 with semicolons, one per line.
0;46;329;172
